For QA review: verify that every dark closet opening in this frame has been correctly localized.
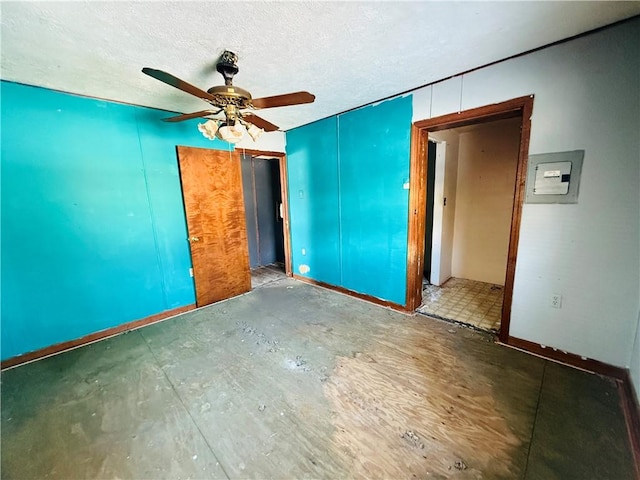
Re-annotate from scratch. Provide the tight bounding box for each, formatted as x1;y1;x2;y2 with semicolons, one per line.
241;154;285;268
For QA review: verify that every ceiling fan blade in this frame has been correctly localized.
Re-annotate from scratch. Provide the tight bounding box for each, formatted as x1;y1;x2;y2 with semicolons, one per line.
242;113;279;132
251;91;315;109
162;110;221;122
142;67;216;102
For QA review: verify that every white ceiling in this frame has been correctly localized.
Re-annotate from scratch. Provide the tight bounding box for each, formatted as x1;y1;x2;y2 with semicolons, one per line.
2;2;639;131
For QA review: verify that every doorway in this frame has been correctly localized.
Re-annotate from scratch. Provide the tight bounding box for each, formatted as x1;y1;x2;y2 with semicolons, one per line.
405;96;534;342
419;118;521;332
241;153;287;288
237;149;293;288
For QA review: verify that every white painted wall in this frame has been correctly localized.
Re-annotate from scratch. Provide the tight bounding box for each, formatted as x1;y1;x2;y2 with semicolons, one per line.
429;140;446;286
412;19;640;369
631;313;640;400
429;131;460;286
236;130;285;152
441;136;460;287
451;119;520;285
633;185;640;400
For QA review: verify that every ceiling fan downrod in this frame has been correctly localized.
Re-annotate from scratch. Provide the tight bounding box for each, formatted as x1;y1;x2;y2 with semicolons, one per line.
216;50;239;86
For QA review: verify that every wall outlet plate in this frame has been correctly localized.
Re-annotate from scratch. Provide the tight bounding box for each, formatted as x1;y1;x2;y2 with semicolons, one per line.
551;293;562;309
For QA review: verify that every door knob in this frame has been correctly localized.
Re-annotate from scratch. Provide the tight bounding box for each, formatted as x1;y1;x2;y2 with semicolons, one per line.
188;236;200;242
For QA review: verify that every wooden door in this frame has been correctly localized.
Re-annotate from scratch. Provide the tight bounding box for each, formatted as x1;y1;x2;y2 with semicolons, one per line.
176;146;251;307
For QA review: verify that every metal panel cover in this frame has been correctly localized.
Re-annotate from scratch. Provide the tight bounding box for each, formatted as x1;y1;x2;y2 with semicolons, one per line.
534;161;572;195
525;150;584;204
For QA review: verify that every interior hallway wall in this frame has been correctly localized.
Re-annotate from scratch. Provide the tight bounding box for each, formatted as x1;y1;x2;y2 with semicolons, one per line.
450;119;520;285
1;81;231;360
428;131;460;286
412;18;640;368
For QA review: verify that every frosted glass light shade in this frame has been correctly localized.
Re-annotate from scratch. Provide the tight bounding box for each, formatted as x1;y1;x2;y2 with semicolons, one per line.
216;123;245;144
197;119;219;140
197;119;264;144
246;123;264;142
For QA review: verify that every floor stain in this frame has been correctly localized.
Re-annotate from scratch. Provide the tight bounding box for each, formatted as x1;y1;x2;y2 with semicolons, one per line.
324;343;522;479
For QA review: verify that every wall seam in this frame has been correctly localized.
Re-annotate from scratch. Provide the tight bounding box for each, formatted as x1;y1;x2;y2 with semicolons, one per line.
336;115;344;286
134;111;169;310
429;86;433;118
630;311;640;368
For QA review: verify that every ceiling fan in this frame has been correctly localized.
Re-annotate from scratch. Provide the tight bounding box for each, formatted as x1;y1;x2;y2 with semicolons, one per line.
142;51;315;143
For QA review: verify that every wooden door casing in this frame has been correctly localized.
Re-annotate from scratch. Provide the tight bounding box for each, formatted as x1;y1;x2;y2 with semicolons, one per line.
406;95;534;344
177;146;251;307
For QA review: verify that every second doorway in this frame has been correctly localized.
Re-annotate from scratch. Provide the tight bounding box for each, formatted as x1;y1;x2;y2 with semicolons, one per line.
241;154;287;287
419;117;522;333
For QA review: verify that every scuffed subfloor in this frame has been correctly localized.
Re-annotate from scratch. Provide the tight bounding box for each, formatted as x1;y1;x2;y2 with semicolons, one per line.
419;277;504;332
250;262;286;289
1;278;635;479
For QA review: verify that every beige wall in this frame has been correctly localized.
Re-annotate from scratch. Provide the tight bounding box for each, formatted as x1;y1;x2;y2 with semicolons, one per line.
450;118;520;285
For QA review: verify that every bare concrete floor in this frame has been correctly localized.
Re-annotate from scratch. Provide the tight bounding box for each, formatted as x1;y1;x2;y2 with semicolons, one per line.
1;278;635;479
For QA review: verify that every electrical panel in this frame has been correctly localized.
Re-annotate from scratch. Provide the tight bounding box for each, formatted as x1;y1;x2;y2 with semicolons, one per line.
525;150;584;204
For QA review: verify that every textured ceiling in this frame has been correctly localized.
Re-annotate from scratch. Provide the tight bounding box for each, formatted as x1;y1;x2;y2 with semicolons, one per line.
2;2;639;131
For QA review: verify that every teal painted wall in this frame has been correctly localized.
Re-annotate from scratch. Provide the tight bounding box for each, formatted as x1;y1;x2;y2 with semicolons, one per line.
286;117;341;285
1;81;230;360
285;96;412;305
338;98;412;304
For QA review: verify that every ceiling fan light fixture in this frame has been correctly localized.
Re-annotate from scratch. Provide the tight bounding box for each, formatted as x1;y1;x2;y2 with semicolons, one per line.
216;122;245;144
198;119;219;140
246;123;264;142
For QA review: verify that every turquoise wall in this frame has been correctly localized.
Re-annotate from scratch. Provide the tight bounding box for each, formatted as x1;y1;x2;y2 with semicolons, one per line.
1;81;230;360
286;118;341;286
285;96;412;305
1;82;412;360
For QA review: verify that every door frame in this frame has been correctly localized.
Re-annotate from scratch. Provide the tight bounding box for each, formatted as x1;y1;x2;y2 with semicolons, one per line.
237;148;293;277
405;95;534;343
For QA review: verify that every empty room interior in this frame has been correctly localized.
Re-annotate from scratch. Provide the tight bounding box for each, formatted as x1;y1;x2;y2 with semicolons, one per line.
1;3;639;479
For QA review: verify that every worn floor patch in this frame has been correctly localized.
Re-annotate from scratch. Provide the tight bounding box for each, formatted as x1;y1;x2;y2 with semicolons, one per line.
323;342;522;479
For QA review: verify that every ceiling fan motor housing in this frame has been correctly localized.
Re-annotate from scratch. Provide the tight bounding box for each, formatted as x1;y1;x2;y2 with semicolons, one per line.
206;85;252;109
